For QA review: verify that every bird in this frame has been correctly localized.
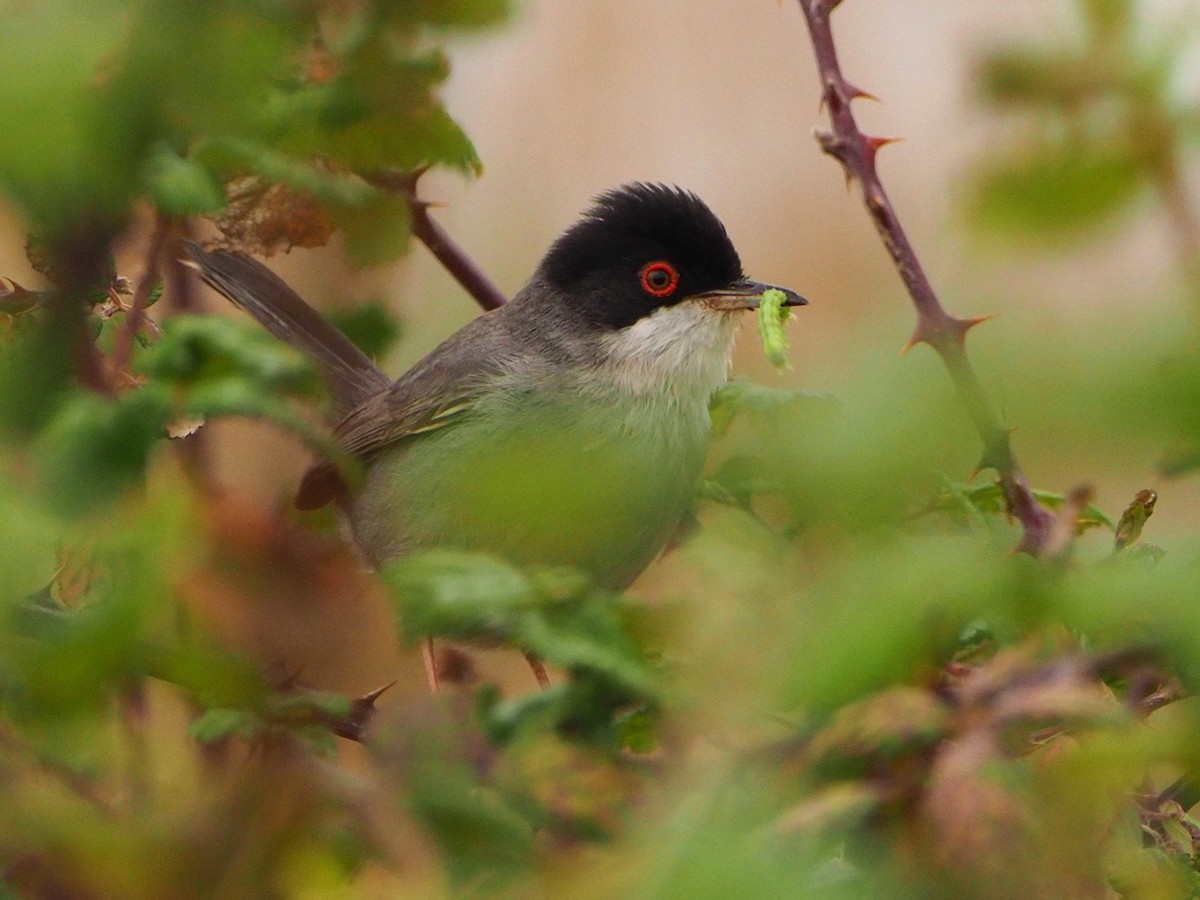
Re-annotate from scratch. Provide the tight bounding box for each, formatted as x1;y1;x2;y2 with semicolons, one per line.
188;183;806;683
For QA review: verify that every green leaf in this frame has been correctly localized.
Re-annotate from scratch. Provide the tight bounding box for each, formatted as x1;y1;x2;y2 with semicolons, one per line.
709;378;838;438
35;387;172;516
327;300;403;360
384;551;657;701
1081;0;1132;37
0;0;136;224
140;315;321;396
968;141;1144;240
408;756;535;888
385;550;534;643
615;706;659;753
196;138;379;207
703;454;785;510
143;144;226;215
331;192;414;267
189;708;263;744
380;0;512;29
975;49;1114;109
268;689;353;724
0;312;75;437
139;314;358;472
921;481;1114;532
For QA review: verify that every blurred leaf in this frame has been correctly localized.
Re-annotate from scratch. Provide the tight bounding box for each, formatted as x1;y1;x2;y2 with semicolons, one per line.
189;708;262;743
922;481;1114;533
495;731;642;840
969;142;1144;240
35;387;171;516
331;191;414;267
140;314;321;396
385;551;658;701
379;0;511;29
1080;0;1132;38
385;550;533;643
804;687;949;780
375;702;535;889
139;314;359;473
0;0;134;225
327;299;403;360
0;312;76;436
697;456;790;526
975;49;1115;109
199;141;379;207
143;144;226;216
710;378;838;438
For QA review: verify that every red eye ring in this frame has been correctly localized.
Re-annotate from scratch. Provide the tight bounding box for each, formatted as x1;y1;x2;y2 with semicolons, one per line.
639;260;679;297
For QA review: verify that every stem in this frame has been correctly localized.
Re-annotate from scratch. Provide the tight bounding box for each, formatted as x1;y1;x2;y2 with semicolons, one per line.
795;0;1054;554
161;220;214;488
370;169;508;311
111;212;169;374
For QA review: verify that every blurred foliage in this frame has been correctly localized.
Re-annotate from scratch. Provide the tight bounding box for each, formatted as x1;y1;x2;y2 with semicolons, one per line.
966;0;1200;248
2;0;1200;898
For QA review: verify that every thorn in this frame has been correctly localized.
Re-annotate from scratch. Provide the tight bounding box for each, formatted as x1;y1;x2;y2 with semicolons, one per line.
951;313;998;343
901;313;940;354
356;679;398;707
865;135;904;156
899;329;927;355
844;82;880;103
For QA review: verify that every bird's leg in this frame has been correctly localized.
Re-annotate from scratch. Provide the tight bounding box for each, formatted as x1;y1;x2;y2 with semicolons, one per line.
422;637;441;692
523;652;551;688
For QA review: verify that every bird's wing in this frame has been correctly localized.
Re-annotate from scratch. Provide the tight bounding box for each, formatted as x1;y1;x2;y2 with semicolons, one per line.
296;311;515;509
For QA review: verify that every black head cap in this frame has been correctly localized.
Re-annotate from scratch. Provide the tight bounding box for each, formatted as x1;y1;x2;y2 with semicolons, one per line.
539;183;745;330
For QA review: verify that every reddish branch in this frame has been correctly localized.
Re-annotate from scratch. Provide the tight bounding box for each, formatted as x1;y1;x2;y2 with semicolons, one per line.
370;169;509;311
796;0;1055;554
111;212;169;374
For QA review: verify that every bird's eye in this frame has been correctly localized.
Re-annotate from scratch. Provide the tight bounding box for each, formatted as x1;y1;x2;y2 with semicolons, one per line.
639;260;679;297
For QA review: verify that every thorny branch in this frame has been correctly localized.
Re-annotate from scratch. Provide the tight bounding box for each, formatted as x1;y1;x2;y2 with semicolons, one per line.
370;169;509;311
795;0;1055;554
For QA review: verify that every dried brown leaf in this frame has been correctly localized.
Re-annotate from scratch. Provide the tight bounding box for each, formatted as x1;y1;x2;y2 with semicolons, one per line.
211;176;336;257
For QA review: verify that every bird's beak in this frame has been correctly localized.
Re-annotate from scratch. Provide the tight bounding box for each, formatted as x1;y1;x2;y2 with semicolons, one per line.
686;279;808;311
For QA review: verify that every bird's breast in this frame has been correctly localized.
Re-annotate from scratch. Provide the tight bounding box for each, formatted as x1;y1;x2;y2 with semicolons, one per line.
348;376;713;588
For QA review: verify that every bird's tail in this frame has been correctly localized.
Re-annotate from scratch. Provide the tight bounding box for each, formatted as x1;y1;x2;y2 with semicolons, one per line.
184;243;389;415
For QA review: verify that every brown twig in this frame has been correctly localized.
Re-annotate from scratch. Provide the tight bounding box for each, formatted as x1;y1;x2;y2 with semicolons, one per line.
370;169;508;311
111;212;170;374
795;0;1055;554
161;220;214;487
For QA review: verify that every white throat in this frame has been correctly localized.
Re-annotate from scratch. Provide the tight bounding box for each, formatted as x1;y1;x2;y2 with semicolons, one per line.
595;302;739;402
